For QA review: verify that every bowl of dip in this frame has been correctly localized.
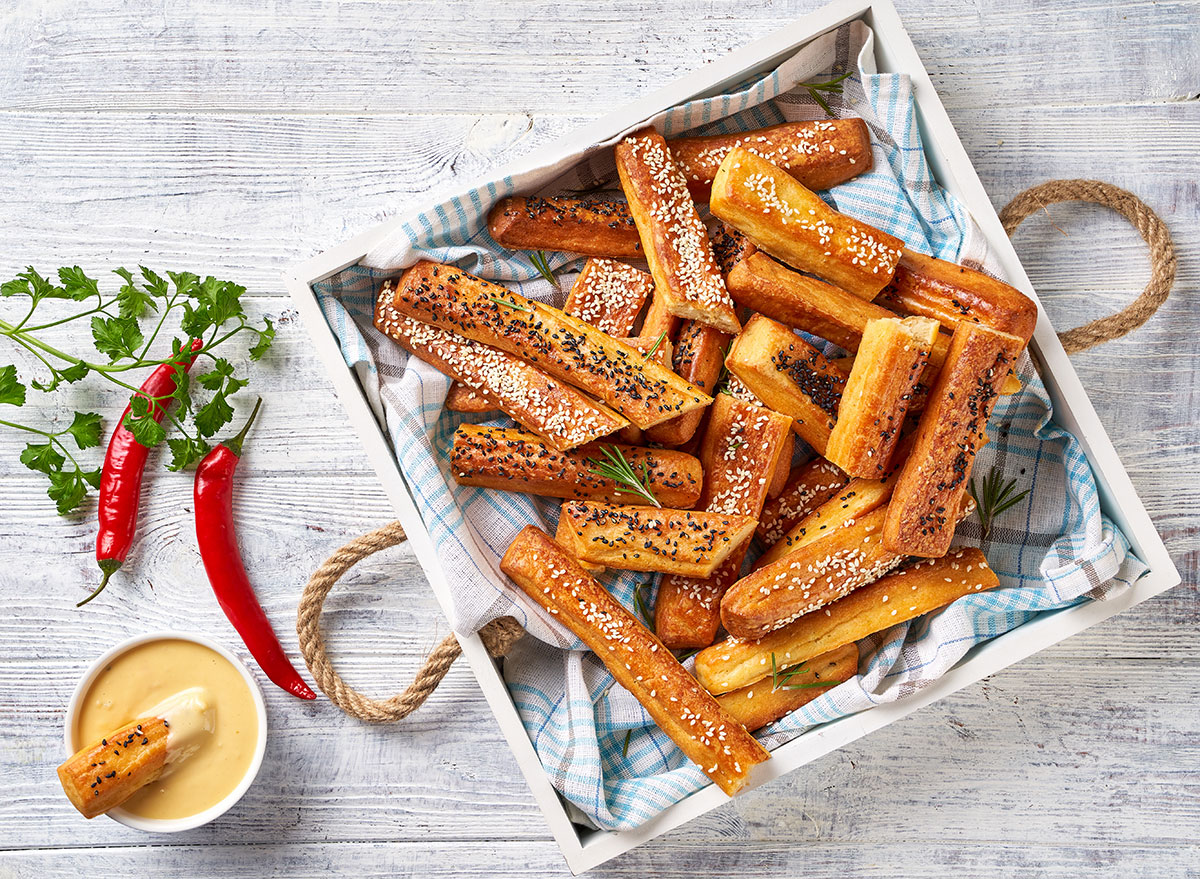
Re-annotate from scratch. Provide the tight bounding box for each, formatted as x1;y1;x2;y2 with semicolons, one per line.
63;631;268;832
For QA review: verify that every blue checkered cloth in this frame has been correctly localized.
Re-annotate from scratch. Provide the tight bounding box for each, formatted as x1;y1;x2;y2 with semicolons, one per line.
310;20;1147;831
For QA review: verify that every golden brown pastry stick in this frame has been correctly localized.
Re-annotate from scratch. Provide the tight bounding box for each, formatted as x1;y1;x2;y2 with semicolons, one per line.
878;248;1038;342
725;314;847;455
709;221;758;276
559;500;757;578
655;395;793;649
671;120;873;200
715;643;859;731
884;322;1025;557
616;129;741;333
375;297;626;451
59;717;170;819
646;320;731;446
387;263;711;430
721;494;975;640
563;257;655;337
450;425;703;508
697;548;998;694
500;526;770;795
710;148;903;299
554;509;605;572
756;457;850;546
766;431;795;499
487;196;643;259
826;316;939;478
444;381;501;413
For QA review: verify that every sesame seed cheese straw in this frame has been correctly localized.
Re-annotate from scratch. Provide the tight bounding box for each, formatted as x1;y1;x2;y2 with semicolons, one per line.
486;196;644;259
444;382;501;413
655;395;793;650
558;501;758;579
714;643;859;731
669;119;873;200
756;458;850;546
500;526;770;796
697;548;999;695
449;424;704;509
710;147;903;300
387;263;712;431
883;321;1025;558
725;314;848;456
709;221;758;276
615;129;742;335
563;257;655;338
721;494;976;641
825;316;939;479
374;293;626;451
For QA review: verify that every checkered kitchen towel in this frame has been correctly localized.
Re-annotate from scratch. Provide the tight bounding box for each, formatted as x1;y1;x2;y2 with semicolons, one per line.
310;20;1148;831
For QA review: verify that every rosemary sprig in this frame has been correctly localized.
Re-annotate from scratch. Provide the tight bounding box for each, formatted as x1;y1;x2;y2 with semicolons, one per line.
632;581;655;630
802;70;853;116
487;295;533;314
529;250;559;289
622;729;633;757
969;466;1031;538
770;653;840;692
675;648;699;663
585;445;661;508
642;330;668;362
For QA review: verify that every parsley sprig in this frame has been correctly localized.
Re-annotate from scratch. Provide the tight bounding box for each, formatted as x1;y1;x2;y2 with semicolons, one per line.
0;266;275;514
802;70;853;116
968;466;1031;538
585;445;661;508
770;653;840;692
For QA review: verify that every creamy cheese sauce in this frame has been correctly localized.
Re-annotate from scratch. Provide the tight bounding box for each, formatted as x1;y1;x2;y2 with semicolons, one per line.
73;639;258;820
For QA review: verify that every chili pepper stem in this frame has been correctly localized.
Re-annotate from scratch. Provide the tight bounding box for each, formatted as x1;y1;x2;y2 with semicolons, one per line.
78;559;121;608
222;398;262;458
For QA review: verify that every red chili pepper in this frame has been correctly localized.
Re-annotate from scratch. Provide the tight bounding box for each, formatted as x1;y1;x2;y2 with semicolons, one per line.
194;399;317;700
85;338;204;608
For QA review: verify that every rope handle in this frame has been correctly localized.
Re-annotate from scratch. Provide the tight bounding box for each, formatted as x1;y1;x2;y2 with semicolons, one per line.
297;178;1175;723
999;179;1175;353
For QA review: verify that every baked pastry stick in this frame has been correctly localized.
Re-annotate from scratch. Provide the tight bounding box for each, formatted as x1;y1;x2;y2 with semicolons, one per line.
444;382;501;413
670;120;873;200
387;263;711;430
616;129;742;334
715;643;859;731
655;395;793;649
721;494;975;640
646;320;731;446
710;148;904;300
500;527;770;795
884;322;1025;557
486;196;643;259
878;248;1038;342
825;316;939;478
724;314;848;455
563;257;655;337
756;457;850;546
709;221;758;276
554;511;605;572
450;425;703;508
375;298;626;451
721;374;794;499
697;547;998;694
557;500;757;578
766;431;794;499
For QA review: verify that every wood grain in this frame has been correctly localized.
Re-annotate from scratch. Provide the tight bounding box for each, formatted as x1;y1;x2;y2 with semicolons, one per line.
0;0;1196;875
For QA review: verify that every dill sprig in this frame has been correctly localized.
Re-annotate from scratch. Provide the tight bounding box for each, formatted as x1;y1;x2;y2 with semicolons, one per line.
529;250;559;289
969;466;1031;538
802;70;853;116
770;653;840;692
487;295;533;313
585;445;661;508
642;330;668;362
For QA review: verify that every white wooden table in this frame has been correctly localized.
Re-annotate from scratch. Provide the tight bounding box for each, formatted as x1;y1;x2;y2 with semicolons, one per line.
2;2;1197;875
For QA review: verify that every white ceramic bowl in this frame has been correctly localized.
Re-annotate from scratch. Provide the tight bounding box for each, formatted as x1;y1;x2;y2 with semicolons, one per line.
63;630;269;832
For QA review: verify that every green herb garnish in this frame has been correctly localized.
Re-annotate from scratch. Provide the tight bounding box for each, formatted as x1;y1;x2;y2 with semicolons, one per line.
585;445;661;508
770;653;840;692
622;729;633;757
675;649;699;663
0;266;274;513
642;330;668;362
487;295;533;313
969;466;1031;538
529;250;559;289
802;70;854;116
632;581;655;630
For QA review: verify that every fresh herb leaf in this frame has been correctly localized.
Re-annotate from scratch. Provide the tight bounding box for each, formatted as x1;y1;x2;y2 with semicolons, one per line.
139;266;171;299
487;295;533;314
622;730;633;758
802;70;853;117
969;466;1031;538
770;653;840;692
66;411;103;450
585;445;661;508
194;389;235;438
57;267;100;302
0;365;27;406
2;267;58;302
248;317;275;361
674;649;699;663
91;315;144;361
114;267;156;319
20;442;64;474
198;358;235;391
47;468;91;515
124;409;167;448
166;435;211;471
529;250;559;289
632;581;655;630
58;362;89;384
642;330;667;362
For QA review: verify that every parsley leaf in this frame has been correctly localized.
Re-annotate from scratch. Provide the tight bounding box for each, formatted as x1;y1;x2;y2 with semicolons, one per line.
197;358;234;391
91;315;144;361
139;266;170;299
249;317;275;361
66;411;103;450
2;267;58;302
0;366;28;406
20;442;64;474
58;266;100;302
114;266;156;319
58;362;89;384
47;469;90;515
166;435;211;471
194;390;234;438
123;409;167;448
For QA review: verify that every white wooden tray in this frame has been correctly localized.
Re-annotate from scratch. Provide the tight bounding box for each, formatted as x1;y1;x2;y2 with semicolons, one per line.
284;0;1180;870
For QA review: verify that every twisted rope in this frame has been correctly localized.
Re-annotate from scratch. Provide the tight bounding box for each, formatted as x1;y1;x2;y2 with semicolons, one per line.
999;179;1175;352
296;520;523;722
298;179;1174;723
